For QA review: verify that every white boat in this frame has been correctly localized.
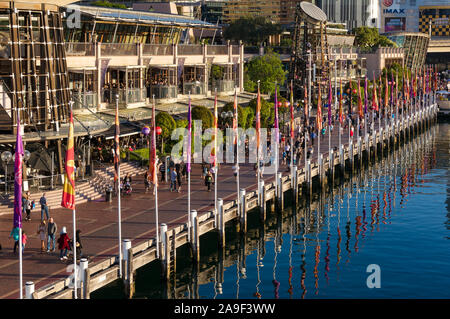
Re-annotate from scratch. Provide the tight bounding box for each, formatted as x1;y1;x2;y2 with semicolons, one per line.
437;90;450;115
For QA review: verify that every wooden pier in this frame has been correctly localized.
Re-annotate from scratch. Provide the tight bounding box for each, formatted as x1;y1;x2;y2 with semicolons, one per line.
26;103;438;299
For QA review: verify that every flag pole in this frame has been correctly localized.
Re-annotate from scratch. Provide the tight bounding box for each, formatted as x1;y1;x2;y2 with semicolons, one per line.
15;108;23;299
70;101;77;299
115;95;122;277
153;94;160;259
187;92;191;242
234;87;240;221
257;80;261;206
290;80;294;188
214;88;218;221
274;81;278;179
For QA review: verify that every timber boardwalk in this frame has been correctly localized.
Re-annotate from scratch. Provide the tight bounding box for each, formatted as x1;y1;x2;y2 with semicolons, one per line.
0;103;438;299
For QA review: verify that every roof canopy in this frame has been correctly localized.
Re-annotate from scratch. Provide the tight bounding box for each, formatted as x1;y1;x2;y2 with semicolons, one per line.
70;4;217;29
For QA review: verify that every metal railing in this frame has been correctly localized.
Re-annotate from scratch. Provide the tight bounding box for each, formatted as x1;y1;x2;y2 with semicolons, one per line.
207;45;228;55
143;44;173;56
183;81;206;95
101;43;138;56
150;85;177;99
178;45;203;55
65;43;95;56
72;92;98;110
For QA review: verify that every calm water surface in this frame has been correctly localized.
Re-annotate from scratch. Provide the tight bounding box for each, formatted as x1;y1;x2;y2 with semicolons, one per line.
93;123;450;299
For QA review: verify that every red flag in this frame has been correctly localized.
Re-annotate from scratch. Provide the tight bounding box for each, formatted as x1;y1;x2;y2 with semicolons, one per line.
61;110;75;209
256;85;261;147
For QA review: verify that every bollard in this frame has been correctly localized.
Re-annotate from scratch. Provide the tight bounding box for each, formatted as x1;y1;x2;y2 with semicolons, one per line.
190;210;200;264
277;172;283;210
25;281;34;299
293;166;298;201
259;180;266;221
121;239;134;298
329;149;334;180
80;258;88;299
160;223;169;279
217;198;225;248
239;189;247;234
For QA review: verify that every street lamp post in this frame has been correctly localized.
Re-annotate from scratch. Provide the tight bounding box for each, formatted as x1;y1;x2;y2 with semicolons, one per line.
1;151;12;194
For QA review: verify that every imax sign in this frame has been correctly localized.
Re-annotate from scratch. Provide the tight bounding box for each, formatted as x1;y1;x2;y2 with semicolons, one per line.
383;9;405;14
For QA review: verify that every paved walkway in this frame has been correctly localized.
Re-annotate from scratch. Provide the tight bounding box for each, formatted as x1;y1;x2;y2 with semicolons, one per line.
0;114;401;298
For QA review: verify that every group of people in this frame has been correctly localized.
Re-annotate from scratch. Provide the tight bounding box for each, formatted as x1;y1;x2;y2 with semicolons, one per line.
7;193;83;262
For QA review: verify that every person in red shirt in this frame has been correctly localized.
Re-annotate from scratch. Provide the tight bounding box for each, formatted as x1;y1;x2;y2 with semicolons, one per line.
57;227;70;261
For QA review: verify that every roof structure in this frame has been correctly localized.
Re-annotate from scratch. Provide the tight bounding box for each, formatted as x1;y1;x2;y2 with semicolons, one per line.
72;4;217;29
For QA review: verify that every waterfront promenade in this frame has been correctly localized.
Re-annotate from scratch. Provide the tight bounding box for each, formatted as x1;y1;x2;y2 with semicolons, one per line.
0;105;436;299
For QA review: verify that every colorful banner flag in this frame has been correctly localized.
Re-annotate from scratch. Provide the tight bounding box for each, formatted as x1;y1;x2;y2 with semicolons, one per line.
317;82;322;132
150;99;157;184
187;95;192;172
233;89;238;145
61;109;75;210
339;79;343;124
210;92;218;167
357;79;363;119
327;79;332;126
364;77;368;115
274;83;279;143
256;85;261;148
290;81;294;140
304;84;309;128
372;75;379;112
114;100;120;186
384;72;389;114
14;116;24;229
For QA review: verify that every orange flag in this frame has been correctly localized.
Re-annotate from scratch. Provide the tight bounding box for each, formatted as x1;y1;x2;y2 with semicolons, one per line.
61;109;75;209
317;82;322;131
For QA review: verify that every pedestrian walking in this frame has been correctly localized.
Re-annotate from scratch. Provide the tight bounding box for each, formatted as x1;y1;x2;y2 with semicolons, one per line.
9;226;19;254
47;217;57;252
176;164;182;193
57;227;70;261
144;171;150;193
37;220;47;253
205;171;213;192
170;168;177;192
24;195;32;221
40;193;49;221
75;230;83;258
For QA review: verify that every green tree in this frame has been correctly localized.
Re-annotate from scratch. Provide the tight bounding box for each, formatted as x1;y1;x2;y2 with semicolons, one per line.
191;105;214;129
248;97;274;128
210;65;224;80
354;27;396;51
245;50;287;94
92;1;127;9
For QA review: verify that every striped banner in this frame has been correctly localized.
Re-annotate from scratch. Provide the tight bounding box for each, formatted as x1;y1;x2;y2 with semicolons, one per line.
61;109;75;210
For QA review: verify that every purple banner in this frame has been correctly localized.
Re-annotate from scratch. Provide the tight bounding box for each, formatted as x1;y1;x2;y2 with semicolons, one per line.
274;83;279;142
187;97;191;173
13;118;24;229
364;77;368;114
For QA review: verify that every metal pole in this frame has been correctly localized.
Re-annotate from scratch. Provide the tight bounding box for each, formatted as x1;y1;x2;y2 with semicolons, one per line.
257;81;261;206
115;96;122;279
73;208;77;299
153;95;160;259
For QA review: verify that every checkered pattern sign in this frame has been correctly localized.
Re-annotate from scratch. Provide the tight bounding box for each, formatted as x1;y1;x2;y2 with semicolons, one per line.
419;12;450;36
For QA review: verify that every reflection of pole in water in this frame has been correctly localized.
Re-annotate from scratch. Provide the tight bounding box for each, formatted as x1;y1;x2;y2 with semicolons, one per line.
362;169;368;238
254;236;261;299
324;193;331;284
336;184;342;274
300;205;309;299
288;221;294;298
272;233;280;299
314;199;321;295
345;185;351;263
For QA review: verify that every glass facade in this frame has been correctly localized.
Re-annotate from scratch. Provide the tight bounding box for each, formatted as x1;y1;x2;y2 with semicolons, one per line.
0;4;69;133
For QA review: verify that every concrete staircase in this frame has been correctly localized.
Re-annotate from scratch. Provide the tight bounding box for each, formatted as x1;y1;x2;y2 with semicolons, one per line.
0;161;147;216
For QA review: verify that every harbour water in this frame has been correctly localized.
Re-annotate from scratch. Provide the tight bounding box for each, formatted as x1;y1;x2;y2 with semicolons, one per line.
92;123;450;299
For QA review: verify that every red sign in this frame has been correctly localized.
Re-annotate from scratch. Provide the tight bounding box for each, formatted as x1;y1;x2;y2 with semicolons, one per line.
383;0;393;7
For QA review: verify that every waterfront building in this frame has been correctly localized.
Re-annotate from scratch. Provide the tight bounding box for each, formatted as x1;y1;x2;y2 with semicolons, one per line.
0;0;243;180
